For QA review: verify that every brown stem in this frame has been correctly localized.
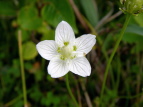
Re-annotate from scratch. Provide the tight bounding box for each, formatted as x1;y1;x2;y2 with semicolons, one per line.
68;0;89;32
95;2;114;30
106;11;122;24
80;79;93;107
76;79;82;107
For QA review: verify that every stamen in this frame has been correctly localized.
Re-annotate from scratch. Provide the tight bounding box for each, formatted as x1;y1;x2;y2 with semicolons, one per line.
64;42;69;46
57;47;61;53
73;45;77;51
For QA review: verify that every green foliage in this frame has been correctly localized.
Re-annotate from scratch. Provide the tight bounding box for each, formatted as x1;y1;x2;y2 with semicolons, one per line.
41;92;73;106
0;0;143;107
0;1;16;16
126;25;143;36
20;29;30;42
18;6;42;30
79;0;99;27
30;87;43;102
22;41;38;60
38;24;55;40
24;0;37;5
12;100;23;107
42;0;78;33
133;13;143;27
123;25;143;53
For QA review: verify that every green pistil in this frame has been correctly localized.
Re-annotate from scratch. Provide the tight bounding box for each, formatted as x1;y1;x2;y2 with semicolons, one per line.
64;42;69;46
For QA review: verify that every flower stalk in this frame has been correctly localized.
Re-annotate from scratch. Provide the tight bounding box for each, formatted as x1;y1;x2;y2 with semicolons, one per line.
18;30;28;107
65;74;79;107
100;14;131;106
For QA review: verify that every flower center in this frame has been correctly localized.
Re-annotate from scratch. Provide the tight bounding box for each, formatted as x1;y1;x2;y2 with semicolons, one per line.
57;43;76;60
60;46;72;59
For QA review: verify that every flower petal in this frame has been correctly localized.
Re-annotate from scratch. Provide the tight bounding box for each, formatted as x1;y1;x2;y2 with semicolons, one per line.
55;21;75;46
74;34;96;54
48;57;69;78
69;57;91;77
36;40;58;60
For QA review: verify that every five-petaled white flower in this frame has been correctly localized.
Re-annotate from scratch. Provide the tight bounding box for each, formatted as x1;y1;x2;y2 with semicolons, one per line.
36;21;96;78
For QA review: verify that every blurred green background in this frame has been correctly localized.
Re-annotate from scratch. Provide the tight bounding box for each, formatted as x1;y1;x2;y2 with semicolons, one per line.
0;0;143;107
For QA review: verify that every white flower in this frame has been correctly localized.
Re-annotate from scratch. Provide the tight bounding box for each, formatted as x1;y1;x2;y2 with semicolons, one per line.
36;21;96;78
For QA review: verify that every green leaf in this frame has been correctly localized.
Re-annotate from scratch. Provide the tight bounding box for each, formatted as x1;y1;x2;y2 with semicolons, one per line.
12;100;23;107
41;30;55;40
37;24;55;40
24;62;33;70
131;42;143;53
42;0;78;33
30;87;42;102
80;0;98;27
18;6;42;30
25;0;37;5
0;1;16;16
123;25;143;43
122;25;143;52
22;41;38;60
122;32;143;43
16;29;30;42
126;25;143;36
133;13;143;27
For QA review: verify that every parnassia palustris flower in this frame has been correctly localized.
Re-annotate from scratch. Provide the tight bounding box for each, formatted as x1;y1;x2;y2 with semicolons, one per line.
36;21;96;78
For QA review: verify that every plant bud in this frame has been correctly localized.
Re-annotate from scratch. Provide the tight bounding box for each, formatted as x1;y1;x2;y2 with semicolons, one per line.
120;0;143;15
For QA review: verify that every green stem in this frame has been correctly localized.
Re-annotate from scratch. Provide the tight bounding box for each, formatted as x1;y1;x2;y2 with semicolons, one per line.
100;14;131;106
18;30;27;106
65;74;79;107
